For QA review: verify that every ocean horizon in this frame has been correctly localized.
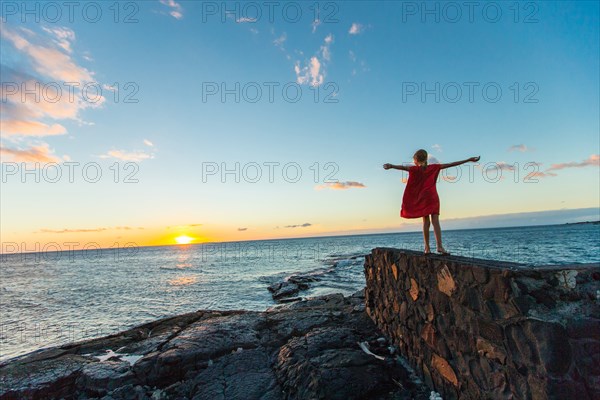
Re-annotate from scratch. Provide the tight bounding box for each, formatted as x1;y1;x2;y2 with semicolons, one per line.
3;219;599;254
1;222;598;362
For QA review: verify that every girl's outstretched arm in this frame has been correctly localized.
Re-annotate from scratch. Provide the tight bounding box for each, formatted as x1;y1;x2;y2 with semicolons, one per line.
383;163;410;171
440;156;480;169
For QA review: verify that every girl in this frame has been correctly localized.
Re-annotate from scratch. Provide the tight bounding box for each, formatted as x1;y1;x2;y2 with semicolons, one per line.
383;149;480;255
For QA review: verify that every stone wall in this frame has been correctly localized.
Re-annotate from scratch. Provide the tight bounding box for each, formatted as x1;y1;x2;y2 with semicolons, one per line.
364;248;600;400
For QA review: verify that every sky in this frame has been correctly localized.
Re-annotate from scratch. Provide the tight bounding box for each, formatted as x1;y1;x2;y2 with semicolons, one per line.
1;0;599;250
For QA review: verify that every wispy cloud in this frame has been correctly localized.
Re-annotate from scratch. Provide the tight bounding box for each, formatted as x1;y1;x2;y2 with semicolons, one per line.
547;154;599;171
1;22;93;82
284;223;312;228
39;228;107;233
238;227;248;231
475;156;599;180
273;32;287;50
508;144;533;152
527;171;558;178
0;69;102;123
37;226;140;234
103;83;117;92
349;23;364;35
295;56;324;86
320;34;333;61
432;144;442;152
287;31;334;86
0;119;67;137
167;223;202;229
236;17;257;23
348;49;369;76
310;56;323;85
312;19;322;33
159;0;183;19
484;161;517;172
428;155;441;164
99;140;157;162
316;181;366;190
41;26;76;53
99;150;153;162
0;143;61;163
441;175;458;182
1;23;104;161
272;29;333;86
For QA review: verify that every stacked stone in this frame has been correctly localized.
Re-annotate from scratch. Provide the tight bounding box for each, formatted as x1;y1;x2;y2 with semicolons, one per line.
364;248;600;400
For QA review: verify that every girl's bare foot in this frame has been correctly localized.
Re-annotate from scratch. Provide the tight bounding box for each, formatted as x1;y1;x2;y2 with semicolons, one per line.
437;247;450;255
424;246;431;254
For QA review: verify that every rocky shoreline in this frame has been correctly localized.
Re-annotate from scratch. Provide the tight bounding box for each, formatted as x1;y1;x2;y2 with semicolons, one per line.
266;254;367;302
0;290;430;400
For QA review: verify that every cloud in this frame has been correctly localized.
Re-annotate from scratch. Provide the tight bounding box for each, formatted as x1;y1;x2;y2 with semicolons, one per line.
293;35;332;87
295;56;324;86
481;161;517;172
273;33;287;50
1;22;93;82
309;57;322;85
428;155;441;164
320;34;333;61
39;227;108;233
0;69;103;123
99;150;153;162
312;19;321;33
441;175;458;182
349;23;364;35
316;181;366;190
547;154;599;171
432;144;442;152
33;226;137;234
167;224;202;229
143;139;154;147
482;155;599;179
238;227;248;231
41;26;76;53
0;119;67;137
508;144;533;152
527;171;558;179
1;24;104;160
82;51;93;61
236;17;256;23
0;143;61;163
284;223;312;228
159;0;183;19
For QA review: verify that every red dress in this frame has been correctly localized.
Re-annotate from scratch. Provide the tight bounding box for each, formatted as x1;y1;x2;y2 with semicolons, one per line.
401;164;442;218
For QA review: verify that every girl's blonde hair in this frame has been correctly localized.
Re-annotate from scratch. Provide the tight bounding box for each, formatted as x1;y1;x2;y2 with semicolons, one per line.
413;149;428;165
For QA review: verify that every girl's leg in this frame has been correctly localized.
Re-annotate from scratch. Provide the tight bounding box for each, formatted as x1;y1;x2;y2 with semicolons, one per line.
422;216;431;253
431;214;448;253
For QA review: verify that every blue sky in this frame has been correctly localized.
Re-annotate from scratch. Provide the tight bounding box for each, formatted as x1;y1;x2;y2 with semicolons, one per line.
1;1;599;247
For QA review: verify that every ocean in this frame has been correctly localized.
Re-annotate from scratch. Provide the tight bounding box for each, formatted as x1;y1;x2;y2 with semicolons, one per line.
1;223;599;362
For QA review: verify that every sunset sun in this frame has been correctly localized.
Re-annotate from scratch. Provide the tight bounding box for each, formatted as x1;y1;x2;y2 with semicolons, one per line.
175;235;194;245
